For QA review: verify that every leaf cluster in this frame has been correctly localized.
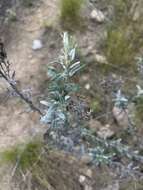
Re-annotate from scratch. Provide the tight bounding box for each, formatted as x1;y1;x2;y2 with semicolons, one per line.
82;128;143;166
41;32;84;129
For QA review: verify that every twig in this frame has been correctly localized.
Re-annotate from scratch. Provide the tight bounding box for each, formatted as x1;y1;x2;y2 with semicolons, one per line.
0;40;43;115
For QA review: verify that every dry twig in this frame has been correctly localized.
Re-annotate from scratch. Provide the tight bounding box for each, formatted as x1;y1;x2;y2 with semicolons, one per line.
0;40;42;115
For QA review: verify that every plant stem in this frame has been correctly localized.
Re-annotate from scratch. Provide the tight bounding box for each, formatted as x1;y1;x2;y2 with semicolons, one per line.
0;71;43;115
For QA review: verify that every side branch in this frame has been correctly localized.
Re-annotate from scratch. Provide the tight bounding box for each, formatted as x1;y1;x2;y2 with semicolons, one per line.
0;41;42;115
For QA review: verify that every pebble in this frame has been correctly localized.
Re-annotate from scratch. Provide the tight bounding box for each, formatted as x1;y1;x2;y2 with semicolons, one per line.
32;39;43;50
112;106;129;129
85;84;91;90
95;54;107;64
90;9;105;23
79;175;86;184
81;154;92;164
97;124;115;139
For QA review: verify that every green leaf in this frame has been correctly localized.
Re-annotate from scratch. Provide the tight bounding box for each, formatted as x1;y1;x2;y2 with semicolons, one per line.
69;48;76;61
47;66;57;79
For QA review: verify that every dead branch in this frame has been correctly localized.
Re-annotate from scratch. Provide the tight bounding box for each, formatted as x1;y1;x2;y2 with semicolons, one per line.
0;40;43;115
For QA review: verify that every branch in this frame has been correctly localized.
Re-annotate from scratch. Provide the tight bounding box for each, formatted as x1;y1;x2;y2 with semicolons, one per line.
0;40;43;115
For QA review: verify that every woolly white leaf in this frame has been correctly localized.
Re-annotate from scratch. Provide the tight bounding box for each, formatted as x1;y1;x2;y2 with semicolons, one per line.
136;85;143;97
65;95;70;101
40;100;49;106
69;48;76;61
69;61;80;69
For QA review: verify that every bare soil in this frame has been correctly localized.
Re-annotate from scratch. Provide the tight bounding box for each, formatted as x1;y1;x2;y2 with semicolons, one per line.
0;0;59;149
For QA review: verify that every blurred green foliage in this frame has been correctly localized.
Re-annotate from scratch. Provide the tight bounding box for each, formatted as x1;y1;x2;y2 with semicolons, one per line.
1;140;42;170
60;0;84;29
104;0;143;73
105;27;134;68
135;96;143;122
91;99;102;114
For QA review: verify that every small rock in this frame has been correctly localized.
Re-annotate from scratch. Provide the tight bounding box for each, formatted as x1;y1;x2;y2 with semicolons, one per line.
81;154;92;164
32;39;43;50
90;9;105;23
112;106;129;128
80;167;93;178
85;84;91;90
79;175;86;184
95;54;107;64
97;124;114;139
81;75;90;82
86;169;92;178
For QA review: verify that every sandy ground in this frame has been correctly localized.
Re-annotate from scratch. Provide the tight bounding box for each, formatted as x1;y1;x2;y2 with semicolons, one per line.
0;1;59;188
0;0;59;150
